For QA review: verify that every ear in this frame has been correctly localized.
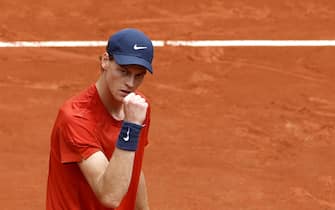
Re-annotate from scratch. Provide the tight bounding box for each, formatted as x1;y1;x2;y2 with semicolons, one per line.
100;52;110;71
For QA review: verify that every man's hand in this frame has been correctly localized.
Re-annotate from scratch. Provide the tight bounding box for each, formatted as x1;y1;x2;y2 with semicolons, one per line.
123;93;148;125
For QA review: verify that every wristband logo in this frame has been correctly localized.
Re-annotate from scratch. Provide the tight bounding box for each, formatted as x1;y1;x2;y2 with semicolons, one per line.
123;128;130;141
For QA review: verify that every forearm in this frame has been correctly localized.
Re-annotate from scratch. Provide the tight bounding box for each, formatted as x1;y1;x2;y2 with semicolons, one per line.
135;171;150;210
99;121;144;204
98;148;135;207
79;93;148;208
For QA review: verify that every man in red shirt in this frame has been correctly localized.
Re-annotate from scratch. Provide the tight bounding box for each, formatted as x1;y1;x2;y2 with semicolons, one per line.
46;28;154;210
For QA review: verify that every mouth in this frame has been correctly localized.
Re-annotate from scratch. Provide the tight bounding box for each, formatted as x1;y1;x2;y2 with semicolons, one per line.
120;90;132;96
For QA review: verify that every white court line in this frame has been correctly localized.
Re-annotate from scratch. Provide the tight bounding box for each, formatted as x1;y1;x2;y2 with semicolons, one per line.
165;40;335;47
1;40;335;47
0;40;165;47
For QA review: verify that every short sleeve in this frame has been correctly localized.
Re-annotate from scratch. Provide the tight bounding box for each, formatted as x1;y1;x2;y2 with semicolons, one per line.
58;113;101;163
134;91;151;147
141;104;151;147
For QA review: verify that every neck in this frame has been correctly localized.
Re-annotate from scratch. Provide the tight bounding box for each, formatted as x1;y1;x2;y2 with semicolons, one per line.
95;77;124;119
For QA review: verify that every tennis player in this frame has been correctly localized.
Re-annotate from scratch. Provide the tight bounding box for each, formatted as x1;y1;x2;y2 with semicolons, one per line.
46;28;154;210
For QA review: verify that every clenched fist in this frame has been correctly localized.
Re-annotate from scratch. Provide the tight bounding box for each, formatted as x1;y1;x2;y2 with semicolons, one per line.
123;93;148;125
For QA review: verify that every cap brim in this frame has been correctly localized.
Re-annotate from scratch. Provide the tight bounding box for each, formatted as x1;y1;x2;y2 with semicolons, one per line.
113;54;153;73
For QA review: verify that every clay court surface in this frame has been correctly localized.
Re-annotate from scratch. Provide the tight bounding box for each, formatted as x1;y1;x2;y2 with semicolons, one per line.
1;0;335;209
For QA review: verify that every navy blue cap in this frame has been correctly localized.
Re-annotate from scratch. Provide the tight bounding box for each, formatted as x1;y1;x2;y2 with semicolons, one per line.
106;28;154;73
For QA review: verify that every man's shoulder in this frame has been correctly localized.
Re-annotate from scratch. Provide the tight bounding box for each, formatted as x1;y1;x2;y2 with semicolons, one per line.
58;84;99;122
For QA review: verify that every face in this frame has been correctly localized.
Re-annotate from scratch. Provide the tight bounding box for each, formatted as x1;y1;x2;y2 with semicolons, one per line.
102;56;147;102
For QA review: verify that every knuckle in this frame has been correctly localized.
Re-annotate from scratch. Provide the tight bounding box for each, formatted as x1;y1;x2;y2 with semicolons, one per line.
142;102;148;108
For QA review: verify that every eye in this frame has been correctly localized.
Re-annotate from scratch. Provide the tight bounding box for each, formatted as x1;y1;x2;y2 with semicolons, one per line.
135;73;145;79
119;68;127;74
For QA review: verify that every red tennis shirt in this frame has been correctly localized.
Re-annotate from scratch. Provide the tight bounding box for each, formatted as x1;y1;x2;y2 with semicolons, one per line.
46;84;150;210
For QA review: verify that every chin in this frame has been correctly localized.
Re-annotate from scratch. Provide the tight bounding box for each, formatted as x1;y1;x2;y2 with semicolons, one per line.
116;94;126;102
118;96;125;102
110;92;123;103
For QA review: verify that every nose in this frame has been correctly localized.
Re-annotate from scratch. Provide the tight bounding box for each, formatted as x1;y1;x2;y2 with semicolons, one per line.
125;75;135;88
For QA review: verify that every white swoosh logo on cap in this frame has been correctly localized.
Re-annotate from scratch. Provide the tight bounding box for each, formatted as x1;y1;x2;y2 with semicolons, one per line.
133;44;147;50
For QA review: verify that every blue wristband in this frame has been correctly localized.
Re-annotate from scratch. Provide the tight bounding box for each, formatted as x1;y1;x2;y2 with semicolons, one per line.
116;121;143;151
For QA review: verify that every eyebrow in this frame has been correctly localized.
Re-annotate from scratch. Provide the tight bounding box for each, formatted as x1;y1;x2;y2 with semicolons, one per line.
119;65;127;71
122;65;147;74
